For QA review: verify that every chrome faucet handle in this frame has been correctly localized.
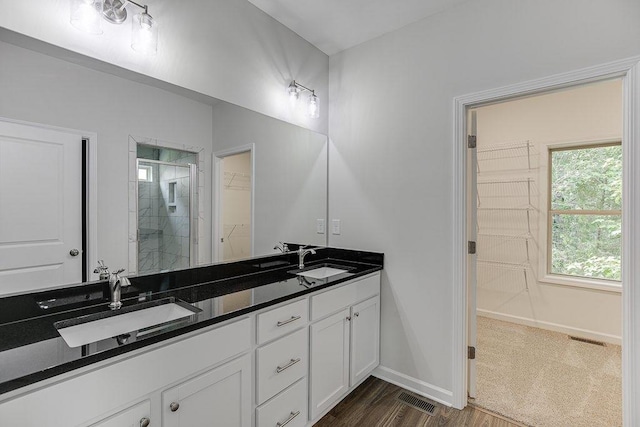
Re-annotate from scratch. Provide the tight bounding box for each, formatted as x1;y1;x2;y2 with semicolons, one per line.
113;268;126;275
274;242;290;253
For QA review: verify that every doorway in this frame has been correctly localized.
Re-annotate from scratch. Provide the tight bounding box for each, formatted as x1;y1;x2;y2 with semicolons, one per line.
213;145;254;262
467;80;623;426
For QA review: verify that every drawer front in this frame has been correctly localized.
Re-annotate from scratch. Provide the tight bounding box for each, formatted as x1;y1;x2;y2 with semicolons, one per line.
311;273;380;321
256;378;307;427
256;328;308;404
257;299;308;345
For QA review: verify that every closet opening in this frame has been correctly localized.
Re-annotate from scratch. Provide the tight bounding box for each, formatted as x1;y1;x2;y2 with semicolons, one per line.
466;78;623;427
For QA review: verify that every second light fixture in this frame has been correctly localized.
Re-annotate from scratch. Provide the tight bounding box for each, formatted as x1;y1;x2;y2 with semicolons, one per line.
288;80;319;119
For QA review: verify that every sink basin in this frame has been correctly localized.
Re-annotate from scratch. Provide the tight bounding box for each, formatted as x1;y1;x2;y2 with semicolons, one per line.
55;298;200;348
296;266;349;279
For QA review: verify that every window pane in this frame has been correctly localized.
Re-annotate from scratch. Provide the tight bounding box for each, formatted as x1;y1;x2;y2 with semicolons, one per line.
551;145;622;210
138;167;148;181
551;214;621;280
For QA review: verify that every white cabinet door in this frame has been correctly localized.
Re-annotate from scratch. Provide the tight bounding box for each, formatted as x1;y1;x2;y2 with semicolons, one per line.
90;400;151;427
162;354;251;427
349;296;380;386
309;308;350;420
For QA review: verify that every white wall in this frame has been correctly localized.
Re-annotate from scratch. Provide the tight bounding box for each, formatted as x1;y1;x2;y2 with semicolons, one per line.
0;0;328;134
475;80;622;344
212;102;327;257
328;0;640;402
0;40;214;275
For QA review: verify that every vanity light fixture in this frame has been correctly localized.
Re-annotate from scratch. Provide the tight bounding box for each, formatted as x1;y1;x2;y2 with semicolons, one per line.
70;0;158;55
288;80;320;119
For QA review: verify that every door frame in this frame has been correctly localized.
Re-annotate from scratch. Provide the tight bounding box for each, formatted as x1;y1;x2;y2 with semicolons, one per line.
212;144;255;262
452;56;640;426
0;116;98;283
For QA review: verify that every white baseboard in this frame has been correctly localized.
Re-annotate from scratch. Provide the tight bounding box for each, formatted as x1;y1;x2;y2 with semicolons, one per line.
477;309;622;345
372;365;453;407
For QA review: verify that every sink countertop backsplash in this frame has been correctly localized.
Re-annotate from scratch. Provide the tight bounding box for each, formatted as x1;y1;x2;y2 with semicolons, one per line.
0;247;383;396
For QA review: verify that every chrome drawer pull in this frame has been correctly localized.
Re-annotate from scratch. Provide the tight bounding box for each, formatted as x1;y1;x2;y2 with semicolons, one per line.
140;418;151;427
276;358;301;373
277;315;301;327
276;410;300;427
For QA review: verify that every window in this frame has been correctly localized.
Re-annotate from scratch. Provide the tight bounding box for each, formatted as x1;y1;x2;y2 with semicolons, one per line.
548;143;622;281
138;165;153;182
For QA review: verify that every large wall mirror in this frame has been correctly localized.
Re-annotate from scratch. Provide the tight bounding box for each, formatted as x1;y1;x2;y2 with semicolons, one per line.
0;29;327;295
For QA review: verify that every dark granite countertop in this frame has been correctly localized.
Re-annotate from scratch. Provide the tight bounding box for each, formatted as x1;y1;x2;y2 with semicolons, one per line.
0;247;383;396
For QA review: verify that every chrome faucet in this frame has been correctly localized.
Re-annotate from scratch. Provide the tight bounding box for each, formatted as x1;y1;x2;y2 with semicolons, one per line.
108;268;131;310
298;246;316;269
274;242;290;253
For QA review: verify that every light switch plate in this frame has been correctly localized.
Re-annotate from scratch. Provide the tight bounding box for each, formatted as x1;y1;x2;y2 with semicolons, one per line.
316;219;325;234
332;219;341;235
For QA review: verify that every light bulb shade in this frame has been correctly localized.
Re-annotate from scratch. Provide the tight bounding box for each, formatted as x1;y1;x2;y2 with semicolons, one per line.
308;93;319;119
288;81;300;101
70;0;104;35
131;12;158;55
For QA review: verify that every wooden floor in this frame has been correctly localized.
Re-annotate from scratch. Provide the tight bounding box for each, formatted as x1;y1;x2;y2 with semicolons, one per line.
314;377;526;427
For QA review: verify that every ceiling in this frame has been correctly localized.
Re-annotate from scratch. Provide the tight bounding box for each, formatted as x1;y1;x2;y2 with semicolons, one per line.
247;0;469;55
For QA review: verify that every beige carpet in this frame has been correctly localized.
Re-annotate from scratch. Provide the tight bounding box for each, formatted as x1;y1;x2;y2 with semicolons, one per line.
473;316;622;427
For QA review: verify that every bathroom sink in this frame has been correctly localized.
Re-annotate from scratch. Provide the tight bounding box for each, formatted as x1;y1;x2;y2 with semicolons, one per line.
295;266;349;279
55;298;200;348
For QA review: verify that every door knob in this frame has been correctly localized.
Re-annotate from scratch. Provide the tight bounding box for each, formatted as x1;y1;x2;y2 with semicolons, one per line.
69;248;80;256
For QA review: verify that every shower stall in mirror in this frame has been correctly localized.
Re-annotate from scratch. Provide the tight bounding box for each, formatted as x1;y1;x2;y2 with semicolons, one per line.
136;145;197;275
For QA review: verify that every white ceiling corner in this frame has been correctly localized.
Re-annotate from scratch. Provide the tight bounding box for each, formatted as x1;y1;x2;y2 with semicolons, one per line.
247;0;470;55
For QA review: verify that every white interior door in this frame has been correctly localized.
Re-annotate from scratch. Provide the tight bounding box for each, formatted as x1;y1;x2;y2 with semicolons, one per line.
0;120;83;295
467;110;478;399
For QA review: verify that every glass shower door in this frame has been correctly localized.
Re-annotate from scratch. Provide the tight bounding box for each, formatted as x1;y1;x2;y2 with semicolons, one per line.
137;159;196;274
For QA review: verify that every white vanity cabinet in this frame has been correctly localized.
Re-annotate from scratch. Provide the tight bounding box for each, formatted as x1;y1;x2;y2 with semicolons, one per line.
0;270;381;427
309;273;381;421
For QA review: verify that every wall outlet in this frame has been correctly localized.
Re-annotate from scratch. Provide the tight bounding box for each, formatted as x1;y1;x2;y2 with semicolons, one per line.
316;219;325;234
332;219;341;235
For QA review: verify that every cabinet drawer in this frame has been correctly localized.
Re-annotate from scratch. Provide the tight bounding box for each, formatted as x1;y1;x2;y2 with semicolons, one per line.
257;299;308;345
256;328;307;404
256;378;307;427
311;273;380;321
90;400;150;427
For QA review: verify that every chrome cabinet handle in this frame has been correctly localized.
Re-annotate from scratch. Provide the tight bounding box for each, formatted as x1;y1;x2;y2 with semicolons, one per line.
346;316;351;321
276;358;301;373
140;417;150;427
169;402;180;412
276;411;300;427
354;312;360;317
277;315;301;327
69;248;80;256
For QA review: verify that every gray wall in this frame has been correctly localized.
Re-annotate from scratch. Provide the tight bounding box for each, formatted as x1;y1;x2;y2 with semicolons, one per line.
327;0;640;403
0;0;329;134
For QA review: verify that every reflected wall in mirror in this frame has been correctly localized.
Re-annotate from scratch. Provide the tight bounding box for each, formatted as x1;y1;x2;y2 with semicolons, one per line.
0;34;327;295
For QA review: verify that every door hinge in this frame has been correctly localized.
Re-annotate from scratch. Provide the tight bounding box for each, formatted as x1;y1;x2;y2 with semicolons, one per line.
467;135;477;148
468;346;476;360
468;241;476;254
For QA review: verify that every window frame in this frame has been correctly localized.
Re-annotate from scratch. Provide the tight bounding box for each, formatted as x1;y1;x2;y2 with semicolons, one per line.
539;139;622;292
